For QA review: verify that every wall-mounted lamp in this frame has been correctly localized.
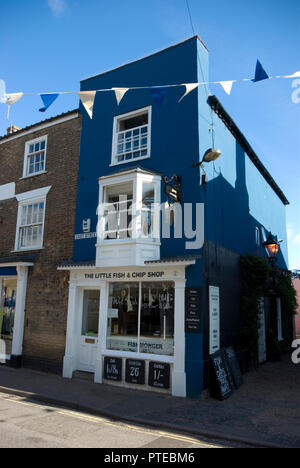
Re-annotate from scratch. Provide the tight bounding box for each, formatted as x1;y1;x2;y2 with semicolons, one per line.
191;148;222;185
263;233;280;260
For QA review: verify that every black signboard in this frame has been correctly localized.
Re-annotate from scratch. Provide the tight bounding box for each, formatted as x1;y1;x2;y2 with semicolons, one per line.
149;362;170;389
125;359;145;385
103;357;122;381
185;287;201;333
210;351;234;400
224;346;243;389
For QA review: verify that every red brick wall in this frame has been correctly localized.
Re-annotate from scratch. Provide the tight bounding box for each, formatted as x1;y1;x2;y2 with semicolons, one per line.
0;112;81;372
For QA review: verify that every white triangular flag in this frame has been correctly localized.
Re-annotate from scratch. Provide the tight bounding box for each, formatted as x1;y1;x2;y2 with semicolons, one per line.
112;87;129;105
284;71;300;78
219;81;234;95
178;83;199;103
0;79;6;103
3;92;23;105
78;91;96;119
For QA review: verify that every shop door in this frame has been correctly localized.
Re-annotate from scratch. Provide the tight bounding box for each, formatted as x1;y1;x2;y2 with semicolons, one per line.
258;298;266;364
77;290;100;373
0;277;17;361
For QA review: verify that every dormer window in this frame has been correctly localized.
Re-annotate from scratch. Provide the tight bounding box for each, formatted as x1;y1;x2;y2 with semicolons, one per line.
111;107;151;166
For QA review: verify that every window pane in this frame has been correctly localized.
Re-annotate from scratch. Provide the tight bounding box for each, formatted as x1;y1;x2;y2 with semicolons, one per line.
119;112;148;131
82;290;100;336
38;203;44;223
40;140;45;150
29;144;34;153
140;282;174;356
106;283;139;352
35;143;39;152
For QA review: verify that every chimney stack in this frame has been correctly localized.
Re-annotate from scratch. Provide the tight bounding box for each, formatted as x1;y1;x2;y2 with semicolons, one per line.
7;125;21;135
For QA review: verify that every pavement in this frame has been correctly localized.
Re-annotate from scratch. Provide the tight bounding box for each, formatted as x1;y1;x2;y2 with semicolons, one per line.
0;355;299;448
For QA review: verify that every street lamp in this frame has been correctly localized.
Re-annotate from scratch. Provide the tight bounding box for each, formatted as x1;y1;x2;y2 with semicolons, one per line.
191;148;222;185
263;233;280;262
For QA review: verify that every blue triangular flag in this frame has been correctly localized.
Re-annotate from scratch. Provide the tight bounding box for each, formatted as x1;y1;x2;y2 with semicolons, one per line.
39;93;59;112
149;86;167;110
252;60;269;83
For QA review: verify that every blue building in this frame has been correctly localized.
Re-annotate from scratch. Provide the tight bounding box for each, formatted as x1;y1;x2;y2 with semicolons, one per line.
59;36;289;398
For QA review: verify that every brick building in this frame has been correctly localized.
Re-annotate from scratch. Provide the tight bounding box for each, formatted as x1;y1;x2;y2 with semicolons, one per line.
0;110;81;372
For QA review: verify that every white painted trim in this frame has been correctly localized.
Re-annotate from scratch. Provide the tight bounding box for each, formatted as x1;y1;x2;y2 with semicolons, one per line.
0;113;79;144
16;186;51;202
58;260;195;271
11;265;29;356
20;171;47;180
0;182;15;201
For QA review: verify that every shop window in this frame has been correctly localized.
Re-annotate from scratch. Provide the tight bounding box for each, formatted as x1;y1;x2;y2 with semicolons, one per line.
0;278;17;356
106;281;174;356
111;107;151;166
23;136;47;178
82;290;100;337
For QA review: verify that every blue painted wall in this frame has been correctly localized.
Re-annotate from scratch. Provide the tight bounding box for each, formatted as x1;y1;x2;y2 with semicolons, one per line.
73;36;288;397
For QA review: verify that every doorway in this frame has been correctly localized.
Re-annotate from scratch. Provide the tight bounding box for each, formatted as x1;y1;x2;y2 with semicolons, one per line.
77;289;100;373
0;277;17;361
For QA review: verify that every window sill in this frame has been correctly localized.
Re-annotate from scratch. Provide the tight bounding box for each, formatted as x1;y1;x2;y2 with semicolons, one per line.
19;171;47;180
109;155;150;167
11;247;44;253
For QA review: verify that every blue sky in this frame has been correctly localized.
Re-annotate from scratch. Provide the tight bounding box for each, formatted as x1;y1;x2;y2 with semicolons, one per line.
0;0;299;268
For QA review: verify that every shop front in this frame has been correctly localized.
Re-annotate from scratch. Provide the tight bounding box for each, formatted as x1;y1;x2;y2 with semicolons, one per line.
0;260;32;366
60;259;195;397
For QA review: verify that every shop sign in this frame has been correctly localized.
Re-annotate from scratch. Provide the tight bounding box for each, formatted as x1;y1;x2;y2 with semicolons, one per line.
103;357;122;381
84;271;166;280
107;336;174;355
185;287;201;333
125;359;145;385
209;286;220;355
210;350;233;401
149;362;170;389
75;232;97;240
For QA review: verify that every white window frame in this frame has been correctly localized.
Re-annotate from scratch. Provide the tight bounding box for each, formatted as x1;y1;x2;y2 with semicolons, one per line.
22;135;48;178
14;186;51;252
110;106;152;167
255;226;261;245
98;171;161;244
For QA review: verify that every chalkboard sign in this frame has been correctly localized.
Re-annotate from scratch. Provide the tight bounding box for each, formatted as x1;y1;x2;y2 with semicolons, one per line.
210;351;234;400
103;357;122;381
185;287;201;333
125;359;145;385
149;362;170;389
224;346;243;389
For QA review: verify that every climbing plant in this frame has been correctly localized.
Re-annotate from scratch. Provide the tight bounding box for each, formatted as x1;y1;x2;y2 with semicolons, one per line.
240;253;271;368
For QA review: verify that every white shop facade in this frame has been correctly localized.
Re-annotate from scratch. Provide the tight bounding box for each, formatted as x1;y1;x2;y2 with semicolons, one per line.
59;259;195;397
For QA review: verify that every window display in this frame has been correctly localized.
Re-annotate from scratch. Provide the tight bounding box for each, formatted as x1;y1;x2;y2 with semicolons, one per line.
0;278;17;356
107;281;174;356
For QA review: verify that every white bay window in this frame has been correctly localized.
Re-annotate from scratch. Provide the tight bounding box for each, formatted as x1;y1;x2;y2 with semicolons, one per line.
96;168;161;267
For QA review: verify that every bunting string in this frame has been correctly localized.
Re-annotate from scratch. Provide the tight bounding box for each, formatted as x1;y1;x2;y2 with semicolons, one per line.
0;60;299;120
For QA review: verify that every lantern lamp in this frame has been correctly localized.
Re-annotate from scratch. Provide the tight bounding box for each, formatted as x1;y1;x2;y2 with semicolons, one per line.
263;233;279;259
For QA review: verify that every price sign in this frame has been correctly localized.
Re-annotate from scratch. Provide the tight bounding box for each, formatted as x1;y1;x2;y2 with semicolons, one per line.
125;359;145;385
185;287;201;333
210;351;233;400
149;362;170;389
103;357;122;381
224;346;243;389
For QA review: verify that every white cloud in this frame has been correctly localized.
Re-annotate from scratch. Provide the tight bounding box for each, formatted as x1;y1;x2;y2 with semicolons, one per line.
47;0;67;17
293;234;300;246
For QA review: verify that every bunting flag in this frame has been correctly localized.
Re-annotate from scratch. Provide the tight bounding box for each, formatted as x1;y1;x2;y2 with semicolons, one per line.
2;92;23;105
112;87;129;105
284;71;300;79
219;81;235;95
149;86;167;110
78;91;96;119
178;83;199;102
252;60;269;83
0;79;6;103
39;93;59;112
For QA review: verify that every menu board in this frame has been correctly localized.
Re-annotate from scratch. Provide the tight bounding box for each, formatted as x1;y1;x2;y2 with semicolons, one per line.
185;287;201;333
103;357;122;381
210;351;234;400
224;346;243;389
125;359;145;385
209;286;220;355
149;362;170;389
